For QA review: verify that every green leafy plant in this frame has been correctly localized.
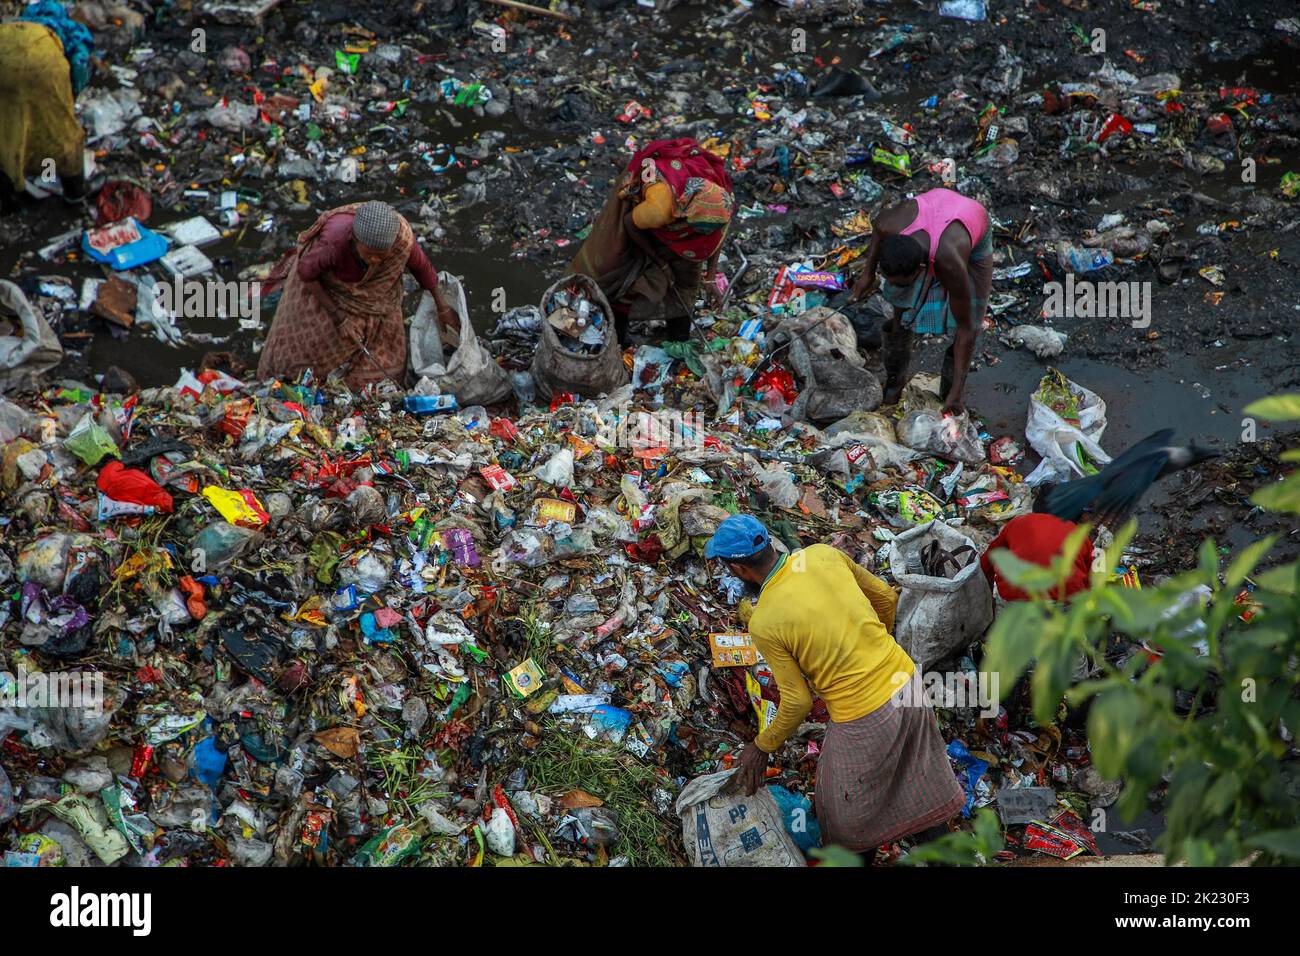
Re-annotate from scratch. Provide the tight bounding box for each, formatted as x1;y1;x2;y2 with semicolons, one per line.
1245;395;1300;516
900;809;1005;866
808;845;865;867
528;734;679;866
978;395;1300;865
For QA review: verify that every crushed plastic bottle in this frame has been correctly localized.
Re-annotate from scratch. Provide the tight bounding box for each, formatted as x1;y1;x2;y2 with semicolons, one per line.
938;0;987;21
1056;242;1115;273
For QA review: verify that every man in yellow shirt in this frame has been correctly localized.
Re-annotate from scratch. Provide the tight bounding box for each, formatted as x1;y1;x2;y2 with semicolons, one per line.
705;515;964;853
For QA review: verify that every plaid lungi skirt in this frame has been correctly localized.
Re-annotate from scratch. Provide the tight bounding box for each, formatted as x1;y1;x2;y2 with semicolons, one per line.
814;675;965;852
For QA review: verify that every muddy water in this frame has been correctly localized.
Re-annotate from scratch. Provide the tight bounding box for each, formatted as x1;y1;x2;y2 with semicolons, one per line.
8;6;1298;528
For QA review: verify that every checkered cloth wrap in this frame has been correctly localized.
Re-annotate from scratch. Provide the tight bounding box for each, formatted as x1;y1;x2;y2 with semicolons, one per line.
814;673;965;852
352;200;400;249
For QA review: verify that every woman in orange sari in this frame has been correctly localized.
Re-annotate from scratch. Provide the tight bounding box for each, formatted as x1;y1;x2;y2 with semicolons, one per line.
570;138;734;344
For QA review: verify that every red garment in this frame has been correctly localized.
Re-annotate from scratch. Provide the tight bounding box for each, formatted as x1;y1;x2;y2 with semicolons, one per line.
296;210;440;292
97;461;174;513
625;138;732;262
980;513;1092;602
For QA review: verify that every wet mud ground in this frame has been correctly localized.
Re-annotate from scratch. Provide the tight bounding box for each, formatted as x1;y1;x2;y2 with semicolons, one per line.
2;0;1298;565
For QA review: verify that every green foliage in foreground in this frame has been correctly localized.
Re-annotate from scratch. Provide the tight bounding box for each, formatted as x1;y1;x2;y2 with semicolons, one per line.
909;395;1300;866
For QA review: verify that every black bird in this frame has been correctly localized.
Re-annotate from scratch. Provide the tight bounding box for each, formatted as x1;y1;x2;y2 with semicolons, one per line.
1039;429;1219;526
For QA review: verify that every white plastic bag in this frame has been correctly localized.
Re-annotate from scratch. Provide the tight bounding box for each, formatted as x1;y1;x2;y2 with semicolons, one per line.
0;281;64;393
204;98;259;132
0;396;37;442
753;462;800;509
676;770;805;867
823;431;921;474
409;276;512;406
1023;372;1111;486
1000;325;1067;358
896;408;985;464
888;520;994;669
533;447;575;488
81;89;143;140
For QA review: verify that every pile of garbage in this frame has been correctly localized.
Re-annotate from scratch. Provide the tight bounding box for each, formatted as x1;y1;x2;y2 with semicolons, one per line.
3;0;1296;386
543;280;611;355
2;266;1178;866
3;0;1298;867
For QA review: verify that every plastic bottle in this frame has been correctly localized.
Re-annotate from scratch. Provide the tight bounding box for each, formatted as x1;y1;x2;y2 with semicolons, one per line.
1056;242;1115;273
403;394;458;415
880;119;915;146
938;0;986;21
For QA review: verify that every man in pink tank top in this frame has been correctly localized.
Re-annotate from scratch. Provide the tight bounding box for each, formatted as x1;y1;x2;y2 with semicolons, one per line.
849;189;994;415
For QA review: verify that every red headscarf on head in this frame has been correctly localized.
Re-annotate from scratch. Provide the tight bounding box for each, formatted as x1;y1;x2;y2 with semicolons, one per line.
628;137;733;193
626;138;733;261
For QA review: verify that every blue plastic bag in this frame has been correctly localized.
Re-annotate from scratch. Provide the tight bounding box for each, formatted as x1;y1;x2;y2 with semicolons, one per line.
946;739;988;818
192;735;228;787
765;784;820;854
82;218;169;271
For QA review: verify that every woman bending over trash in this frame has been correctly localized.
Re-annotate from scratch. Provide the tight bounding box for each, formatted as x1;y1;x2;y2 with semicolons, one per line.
850;188;994;415
569;137;735;344
706;515;965;857
258;200;458;389
0;2;96;212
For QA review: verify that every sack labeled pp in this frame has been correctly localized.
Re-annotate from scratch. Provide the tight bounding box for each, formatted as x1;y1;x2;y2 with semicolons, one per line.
675;769;805;867
409;275;512;406
531;274;628;400
888;520;993;669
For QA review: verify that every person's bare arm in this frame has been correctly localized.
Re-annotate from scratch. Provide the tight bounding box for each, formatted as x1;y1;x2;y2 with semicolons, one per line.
934;237;976;414
850;229;883;302
850;202;907;302
703;247;723;307
406;241;459;334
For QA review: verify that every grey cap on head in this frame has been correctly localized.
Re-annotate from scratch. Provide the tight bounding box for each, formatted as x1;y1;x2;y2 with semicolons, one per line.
352;200;400;249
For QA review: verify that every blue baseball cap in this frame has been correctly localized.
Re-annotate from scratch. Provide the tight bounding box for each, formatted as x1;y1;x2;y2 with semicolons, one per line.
704;515;770;560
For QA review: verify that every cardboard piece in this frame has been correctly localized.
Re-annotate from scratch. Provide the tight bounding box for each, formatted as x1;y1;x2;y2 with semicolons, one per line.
996;786;1059;825
90;276;138;329
710;633;759;668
